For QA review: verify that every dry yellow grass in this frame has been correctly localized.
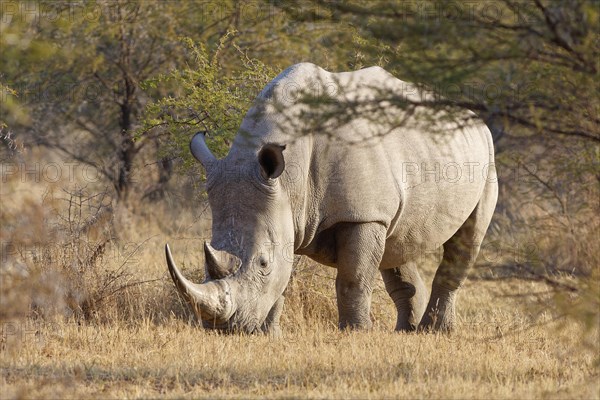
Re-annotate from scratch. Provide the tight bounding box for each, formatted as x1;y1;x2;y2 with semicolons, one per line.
1;155;598;399
1;278;598;399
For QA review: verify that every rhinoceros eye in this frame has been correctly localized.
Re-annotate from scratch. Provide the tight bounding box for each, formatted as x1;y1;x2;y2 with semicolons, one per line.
257;257;271;276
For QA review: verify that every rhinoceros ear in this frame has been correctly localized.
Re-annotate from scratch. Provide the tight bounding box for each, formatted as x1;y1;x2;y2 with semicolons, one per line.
258;143;286;179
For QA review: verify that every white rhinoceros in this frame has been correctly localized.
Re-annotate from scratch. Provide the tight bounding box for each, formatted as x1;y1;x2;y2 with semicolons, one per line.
166;63;497;334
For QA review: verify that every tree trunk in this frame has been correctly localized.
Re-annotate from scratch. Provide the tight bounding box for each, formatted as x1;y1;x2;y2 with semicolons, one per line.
116;96;135;201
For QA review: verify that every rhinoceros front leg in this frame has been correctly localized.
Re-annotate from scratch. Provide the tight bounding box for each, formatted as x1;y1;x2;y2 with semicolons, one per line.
335;223;386;330
261;295;284;338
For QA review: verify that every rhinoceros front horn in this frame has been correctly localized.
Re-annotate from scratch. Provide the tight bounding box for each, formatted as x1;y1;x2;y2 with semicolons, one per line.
204;242;241;280
165;244;234;322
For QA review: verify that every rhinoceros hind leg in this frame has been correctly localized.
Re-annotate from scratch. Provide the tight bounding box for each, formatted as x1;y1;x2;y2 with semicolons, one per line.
382;262;427;331
419;218;478;332
335;222;386;330
419;181;498;333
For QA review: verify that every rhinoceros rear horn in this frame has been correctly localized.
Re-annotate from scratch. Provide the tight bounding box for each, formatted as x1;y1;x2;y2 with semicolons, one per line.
190;131;216;168
204;242;241;280
165;244;234;322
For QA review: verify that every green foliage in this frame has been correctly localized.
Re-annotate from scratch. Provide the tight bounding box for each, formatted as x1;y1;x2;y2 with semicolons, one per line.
0;83;18;134
1;0;347;200
138;35;276;172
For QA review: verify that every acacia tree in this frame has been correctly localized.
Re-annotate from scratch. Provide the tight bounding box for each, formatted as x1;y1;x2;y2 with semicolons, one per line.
3;1;190;200
282;0;598;139
1;0;344;202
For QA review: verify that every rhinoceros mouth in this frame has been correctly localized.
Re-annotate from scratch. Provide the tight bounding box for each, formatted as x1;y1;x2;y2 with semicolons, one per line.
202;314;262;334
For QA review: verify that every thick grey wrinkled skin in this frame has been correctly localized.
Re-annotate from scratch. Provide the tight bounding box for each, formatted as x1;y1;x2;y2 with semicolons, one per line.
202;63;497;333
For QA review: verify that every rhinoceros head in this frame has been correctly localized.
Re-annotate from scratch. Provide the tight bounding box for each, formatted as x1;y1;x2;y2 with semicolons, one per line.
166;132;295;333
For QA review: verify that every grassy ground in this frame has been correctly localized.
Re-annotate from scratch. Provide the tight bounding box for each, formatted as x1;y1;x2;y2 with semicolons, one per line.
1;260;598;398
